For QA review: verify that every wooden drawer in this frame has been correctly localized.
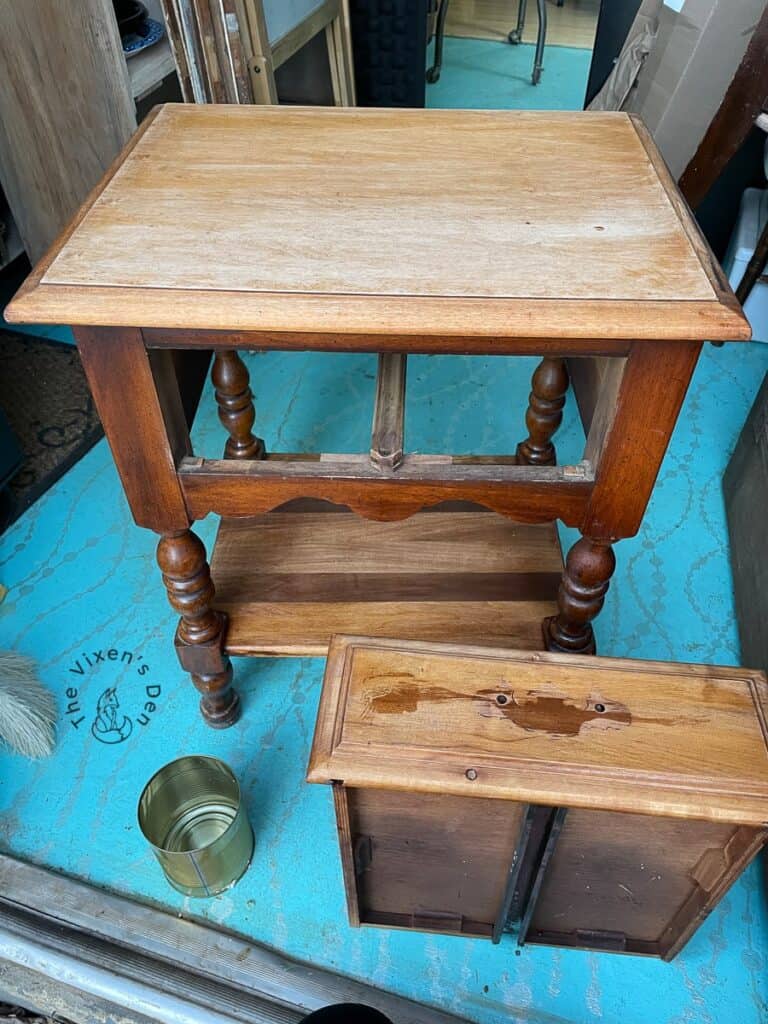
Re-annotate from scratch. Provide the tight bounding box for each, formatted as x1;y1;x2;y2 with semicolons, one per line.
307;636;768;959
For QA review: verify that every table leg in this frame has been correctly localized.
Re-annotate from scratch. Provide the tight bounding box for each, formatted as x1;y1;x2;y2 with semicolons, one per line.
516;357;569;466
532;0;547;86
212;350;265;459
508;0;545;83
542;340;702;655
157;530;239;728
508;0;527;44
75;326;241;727
543;538;615;654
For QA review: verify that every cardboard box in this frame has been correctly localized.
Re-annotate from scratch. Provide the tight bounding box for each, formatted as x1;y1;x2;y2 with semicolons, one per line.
601;0;764;178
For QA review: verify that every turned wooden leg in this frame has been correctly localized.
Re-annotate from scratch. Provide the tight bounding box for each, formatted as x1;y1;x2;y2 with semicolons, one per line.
516;357;569;466
543;537;615;655
212;350;265;459
157;529;240;728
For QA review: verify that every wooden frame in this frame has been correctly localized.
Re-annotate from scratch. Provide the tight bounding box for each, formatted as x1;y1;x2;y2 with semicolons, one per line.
0;853;469;1023
67;323;704;679
161;0;356;104
75;330;691;543
5;104;749;726
71;326;670;539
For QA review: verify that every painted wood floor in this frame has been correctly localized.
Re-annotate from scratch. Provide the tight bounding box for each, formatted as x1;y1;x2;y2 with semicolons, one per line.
1;340;767;1024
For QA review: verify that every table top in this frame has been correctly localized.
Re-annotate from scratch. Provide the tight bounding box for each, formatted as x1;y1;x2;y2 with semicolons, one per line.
7;104;749;343
308;636;768;825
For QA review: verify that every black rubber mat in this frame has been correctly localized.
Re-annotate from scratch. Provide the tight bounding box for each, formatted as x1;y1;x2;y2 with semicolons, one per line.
0;330;102;531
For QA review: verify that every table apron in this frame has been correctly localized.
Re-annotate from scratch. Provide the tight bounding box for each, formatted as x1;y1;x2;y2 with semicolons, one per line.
179;460;592;525
142;327;634;358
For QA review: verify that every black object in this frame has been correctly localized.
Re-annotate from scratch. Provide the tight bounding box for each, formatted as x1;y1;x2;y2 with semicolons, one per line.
0;329;103;532
0;407;23;492
583;0;641;107
696;126;767;261
301;1005;393;1024
348;0;429;108
724;372;768;675
113;0;148;39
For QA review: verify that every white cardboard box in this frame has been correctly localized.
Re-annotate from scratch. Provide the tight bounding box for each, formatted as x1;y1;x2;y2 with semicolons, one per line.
623;0;764;178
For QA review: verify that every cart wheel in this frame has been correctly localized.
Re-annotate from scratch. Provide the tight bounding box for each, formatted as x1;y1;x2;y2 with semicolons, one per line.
426;66;441;83
508;30;521;44
532;67;542;85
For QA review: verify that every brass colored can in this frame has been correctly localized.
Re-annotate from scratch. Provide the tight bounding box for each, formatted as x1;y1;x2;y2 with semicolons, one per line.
138;755;253;897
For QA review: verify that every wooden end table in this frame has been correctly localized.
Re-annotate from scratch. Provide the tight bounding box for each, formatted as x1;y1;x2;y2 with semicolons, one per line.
7;105;749;728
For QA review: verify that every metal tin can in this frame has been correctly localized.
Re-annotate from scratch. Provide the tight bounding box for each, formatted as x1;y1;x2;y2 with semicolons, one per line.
137;755;253;897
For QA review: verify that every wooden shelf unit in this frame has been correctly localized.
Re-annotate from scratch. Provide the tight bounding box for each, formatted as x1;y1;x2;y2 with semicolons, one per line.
127;37;176;100
0;0;180;267
210;508;563;657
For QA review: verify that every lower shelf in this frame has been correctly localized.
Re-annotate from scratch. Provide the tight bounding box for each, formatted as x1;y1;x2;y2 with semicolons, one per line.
210;507;563;657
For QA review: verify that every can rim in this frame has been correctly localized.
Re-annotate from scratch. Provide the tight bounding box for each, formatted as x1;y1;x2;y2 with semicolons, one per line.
137;754;244;854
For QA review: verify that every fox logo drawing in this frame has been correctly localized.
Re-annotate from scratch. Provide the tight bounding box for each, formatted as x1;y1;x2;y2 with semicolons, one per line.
91;687;133;744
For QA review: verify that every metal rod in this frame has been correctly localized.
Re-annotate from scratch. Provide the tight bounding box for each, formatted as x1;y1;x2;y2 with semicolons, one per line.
426;0;451;83
532;0;547;85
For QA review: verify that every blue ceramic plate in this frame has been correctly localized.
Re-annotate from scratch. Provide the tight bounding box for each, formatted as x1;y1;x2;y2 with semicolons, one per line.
123;17;165;57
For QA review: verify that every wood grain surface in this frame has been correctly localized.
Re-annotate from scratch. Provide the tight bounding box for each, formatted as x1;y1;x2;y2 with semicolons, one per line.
210;511;563;655
527;809;762;959
0;0;136;264
6;104;749;342
74;326;191;533
180;453;592;523
308;636;768;825
347;788;525;936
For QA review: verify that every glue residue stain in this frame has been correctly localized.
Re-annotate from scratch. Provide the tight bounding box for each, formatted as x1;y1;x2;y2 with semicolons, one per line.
363;673;631;737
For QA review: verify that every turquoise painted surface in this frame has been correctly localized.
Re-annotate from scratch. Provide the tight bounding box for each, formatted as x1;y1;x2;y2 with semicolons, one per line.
1;344;768;1024
426;38;592;110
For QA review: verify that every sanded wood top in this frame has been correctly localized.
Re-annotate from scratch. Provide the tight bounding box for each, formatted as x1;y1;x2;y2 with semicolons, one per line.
308;637;768;825
6;104;749;342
